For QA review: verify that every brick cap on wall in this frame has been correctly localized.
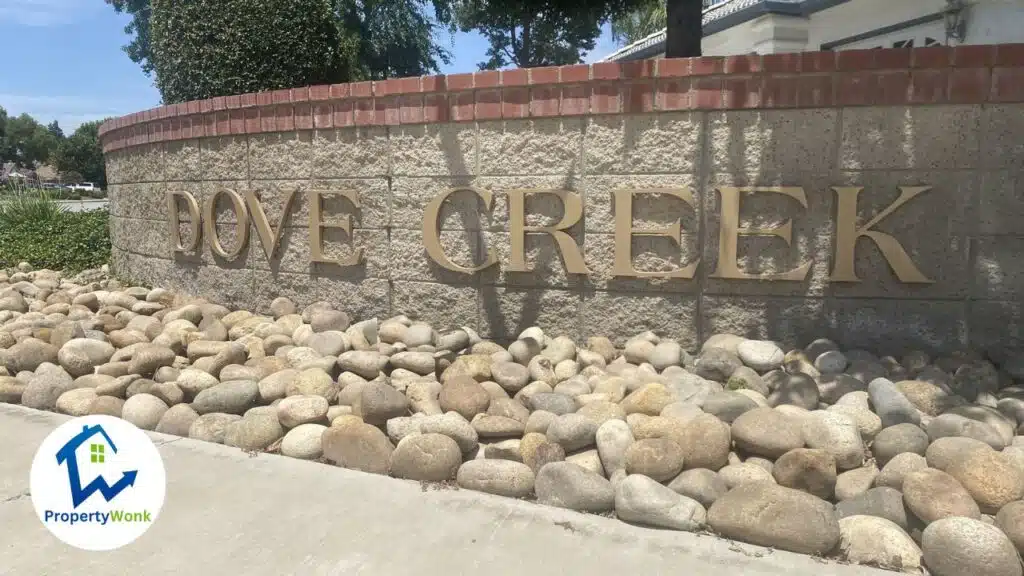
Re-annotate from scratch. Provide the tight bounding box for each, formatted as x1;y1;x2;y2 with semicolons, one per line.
99;43;1024;153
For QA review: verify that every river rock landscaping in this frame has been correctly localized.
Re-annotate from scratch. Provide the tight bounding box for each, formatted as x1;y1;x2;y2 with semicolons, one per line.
3;264;1024;575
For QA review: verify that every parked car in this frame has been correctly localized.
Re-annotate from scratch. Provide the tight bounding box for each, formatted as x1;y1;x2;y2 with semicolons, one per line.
68;183;98;192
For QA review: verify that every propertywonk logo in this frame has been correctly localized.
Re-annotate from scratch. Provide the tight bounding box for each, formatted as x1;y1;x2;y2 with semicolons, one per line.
30;415;166;551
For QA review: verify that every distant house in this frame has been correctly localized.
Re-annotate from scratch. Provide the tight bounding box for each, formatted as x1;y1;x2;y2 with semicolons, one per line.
1;162;37;184
601;0;1024;60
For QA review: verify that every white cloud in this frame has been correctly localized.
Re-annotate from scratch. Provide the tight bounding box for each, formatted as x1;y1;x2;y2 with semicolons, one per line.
0;0;101;27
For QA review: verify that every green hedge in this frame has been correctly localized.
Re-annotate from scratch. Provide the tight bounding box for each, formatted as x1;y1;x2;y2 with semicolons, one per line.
0;205;111;273
150;0;345;103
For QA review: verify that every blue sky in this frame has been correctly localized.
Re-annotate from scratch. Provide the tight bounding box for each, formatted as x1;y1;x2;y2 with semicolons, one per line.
0;1;619;132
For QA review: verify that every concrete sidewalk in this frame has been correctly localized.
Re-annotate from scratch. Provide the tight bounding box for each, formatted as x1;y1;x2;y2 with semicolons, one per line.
0;404;887;576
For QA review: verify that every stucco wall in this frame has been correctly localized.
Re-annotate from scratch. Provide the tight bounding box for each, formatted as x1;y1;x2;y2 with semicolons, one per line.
99;44;1024;353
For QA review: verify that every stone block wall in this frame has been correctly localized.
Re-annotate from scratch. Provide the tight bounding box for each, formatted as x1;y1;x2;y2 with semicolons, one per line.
99;44;1024;353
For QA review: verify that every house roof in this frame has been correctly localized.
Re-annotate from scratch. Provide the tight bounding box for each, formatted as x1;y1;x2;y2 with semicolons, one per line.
599;0;850;61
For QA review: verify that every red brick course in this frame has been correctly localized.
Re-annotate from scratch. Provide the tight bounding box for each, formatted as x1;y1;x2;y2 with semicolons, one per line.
99;43;1024;152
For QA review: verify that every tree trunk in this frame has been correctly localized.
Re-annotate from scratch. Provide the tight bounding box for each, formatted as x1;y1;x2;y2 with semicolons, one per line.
665;0;703;58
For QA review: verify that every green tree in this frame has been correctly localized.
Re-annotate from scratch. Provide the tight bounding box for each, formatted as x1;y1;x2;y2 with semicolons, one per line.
0;111;59;169
107;0;154;74
53;121;107;188
337;0;454;80
453;0;648;69
47;120;65;140
611;0;666;45
149;0;347;103
110;0;453;101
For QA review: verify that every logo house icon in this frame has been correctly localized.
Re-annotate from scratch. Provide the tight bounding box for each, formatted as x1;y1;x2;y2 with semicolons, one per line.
56;424;138;508
31;415;166;551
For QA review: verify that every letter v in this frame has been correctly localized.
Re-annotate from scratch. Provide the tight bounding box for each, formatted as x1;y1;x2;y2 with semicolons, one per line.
245;188;299;261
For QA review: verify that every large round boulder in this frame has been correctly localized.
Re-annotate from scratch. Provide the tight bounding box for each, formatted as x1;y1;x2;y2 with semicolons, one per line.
389;433;462;482
922;516;1022;576
902;468;981;524
707;482;840;555
730;407;804;459
838;515;922;572
947;450;1024;514
615;474;706;532
456;460;535;498
772;448;837;500
535;462;615;513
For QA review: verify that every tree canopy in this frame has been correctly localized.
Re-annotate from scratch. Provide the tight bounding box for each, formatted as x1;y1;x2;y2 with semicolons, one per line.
0;108;60;169
52;121;107;188
453;0;648;69
611;0;666;46
109;0;454;102
149;0;347;103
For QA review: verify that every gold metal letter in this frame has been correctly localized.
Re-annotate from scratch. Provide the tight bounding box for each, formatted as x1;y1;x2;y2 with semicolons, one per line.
422;187;497;274
711;186;811;281
245;188;298;261
611;188;699;278
309;190;362;266
830;186;933;283
203;188;249;260
167;190;201;253
507;189;588;274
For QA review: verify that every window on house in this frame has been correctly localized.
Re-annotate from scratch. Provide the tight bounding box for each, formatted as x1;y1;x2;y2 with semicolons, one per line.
91;443;105;464
924;37;941;46
893;39;914;48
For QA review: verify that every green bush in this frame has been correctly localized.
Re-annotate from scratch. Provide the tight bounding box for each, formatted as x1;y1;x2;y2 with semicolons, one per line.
150;0;346;103
0;195;110;273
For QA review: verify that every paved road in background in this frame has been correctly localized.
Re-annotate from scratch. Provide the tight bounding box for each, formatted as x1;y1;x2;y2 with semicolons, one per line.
55;199;108;212
0;405;887;576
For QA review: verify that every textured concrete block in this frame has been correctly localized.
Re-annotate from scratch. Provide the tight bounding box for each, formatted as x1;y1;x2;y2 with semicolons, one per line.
584;113;702;175
826;298;967;354
311;127;389;178
969;301;1024;351
981;104;1024;170
390;228;484;284
479;230;585;289
251;225;386;279
702;296;826;350
840;106;980;170
582;291;698;349
978;171;1024;235
583;232;700;293
318;277;390;321
710;109;838;175
123;144;166;184
478;287;582;341
479;118;583;176
248;132;312;180
827;171;975;299
164;140;201;182
124;217;169;259
582;174;700;234
702;172;836;297
251;270;320;315
390;281;478;330
391;177;487;231
973;236;1024;300
197;265;255;310
124;182;178;222
109;246;130;279
105;151;129;185
391;123;476;176
200;137;248;180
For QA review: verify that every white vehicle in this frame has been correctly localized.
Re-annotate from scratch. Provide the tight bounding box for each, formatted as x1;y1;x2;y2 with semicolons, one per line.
67;183;97;192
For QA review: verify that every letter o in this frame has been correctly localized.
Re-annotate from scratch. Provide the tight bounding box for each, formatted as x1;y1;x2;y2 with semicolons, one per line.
203;188;250;260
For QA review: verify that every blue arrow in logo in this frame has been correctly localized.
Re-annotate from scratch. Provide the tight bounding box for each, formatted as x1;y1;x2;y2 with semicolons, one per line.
55;425;139;508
